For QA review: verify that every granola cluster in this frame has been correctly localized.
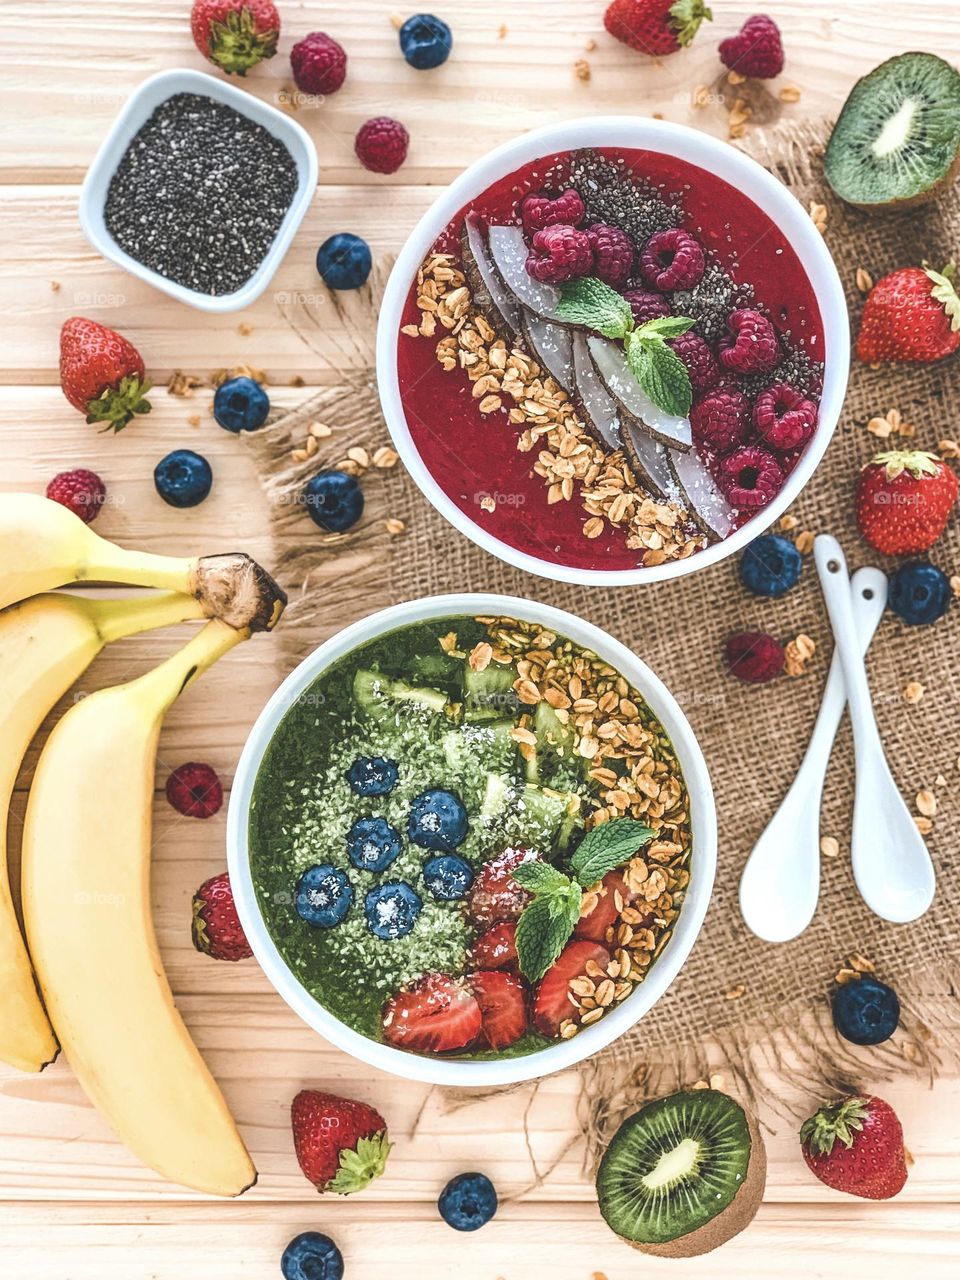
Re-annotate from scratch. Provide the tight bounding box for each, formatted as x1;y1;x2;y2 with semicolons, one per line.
407;252;703;566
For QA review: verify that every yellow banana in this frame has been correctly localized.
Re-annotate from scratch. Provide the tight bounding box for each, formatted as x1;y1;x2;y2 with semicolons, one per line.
0;590;206;1073
0;493;286;630
23;619;257;1197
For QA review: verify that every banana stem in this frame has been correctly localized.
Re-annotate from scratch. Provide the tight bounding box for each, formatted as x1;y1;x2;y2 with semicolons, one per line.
133;618;249;717
79;535;200;594
85;592;207;646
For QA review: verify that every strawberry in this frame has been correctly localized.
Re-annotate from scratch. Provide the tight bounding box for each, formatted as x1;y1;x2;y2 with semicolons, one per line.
190;0;279;76
604;0;712;57
59;318;152;433
466;847;539;928
191;871;252;962
856;449;958;555
532;940;610;1037
574;870;632;944
381;972;482;1054
469;921;518;971
468;971;528;1050
291;1089;391;1194
800;1095;907;1200
856;263;960;364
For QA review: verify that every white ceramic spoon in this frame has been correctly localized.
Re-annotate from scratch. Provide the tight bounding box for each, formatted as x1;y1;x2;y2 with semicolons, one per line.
739;565;888;943
815;534;936;923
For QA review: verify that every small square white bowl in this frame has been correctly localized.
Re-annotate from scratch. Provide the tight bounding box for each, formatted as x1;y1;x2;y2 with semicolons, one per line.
78;68;318;313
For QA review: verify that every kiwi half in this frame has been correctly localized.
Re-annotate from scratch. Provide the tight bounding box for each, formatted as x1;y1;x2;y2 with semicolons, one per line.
824;53;960;210
596;1089;766;1258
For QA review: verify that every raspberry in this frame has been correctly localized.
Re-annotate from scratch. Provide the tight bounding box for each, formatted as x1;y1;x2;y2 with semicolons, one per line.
166;762;224;819
622;288;671;326
639;227;705;291
725;631;785;683
719;308;780;375
670;331;720;393
354;116;409;174
718;445;784;508
752;381;818;452
690;388;750;452
46;468;107;525
290;31;347;95
520;188;584;235
585;223;634;288
719;14;785;80
525;224;593;285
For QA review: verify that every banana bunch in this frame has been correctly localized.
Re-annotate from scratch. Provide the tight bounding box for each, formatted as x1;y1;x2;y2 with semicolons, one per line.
0;491;285;1197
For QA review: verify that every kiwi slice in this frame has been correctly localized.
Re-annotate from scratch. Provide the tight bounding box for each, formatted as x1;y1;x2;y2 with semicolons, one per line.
596;1089;766;1258
824;53;960;209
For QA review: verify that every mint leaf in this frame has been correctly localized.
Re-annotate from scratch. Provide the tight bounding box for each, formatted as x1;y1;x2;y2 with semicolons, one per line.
625;331;693;417
512;861;571;894
553;277;634;340
635;314;696;341
571;817;658;886
515;886;582;982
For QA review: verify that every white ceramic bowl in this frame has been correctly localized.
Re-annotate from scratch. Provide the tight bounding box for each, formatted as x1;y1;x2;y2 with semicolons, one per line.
79;68;317;313
227;593;717;1087
376;117;849;586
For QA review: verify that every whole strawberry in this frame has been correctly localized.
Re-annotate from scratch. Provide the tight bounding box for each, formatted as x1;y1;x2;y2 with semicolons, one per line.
291;1089;391;1194
59;318;152;433
800;1095;907;1200
191;872;252;962
857;263;960;364
604;0;712;56
191;0;279;76
719;14;784;79
856;449;958;555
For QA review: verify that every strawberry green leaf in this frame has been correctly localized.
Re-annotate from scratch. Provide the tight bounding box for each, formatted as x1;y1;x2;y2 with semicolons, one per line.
624;331;693;417
84;375;153;433
571;817;658;886
326;1130;392;1195
553;277;635;340
515;886;582;982
924;261;960;333
799;1097;870;1157
669;0;713;47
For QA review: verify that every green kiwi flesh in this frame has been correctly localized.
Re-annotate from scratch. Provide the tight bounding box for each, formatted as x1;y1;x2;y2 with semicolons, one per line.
824;53;960;209
596;1089;766;1258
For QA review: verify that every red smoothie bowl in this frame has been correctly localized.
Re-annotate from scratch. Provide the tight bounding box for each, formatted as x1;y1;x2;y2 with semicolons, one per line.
376;118;849;586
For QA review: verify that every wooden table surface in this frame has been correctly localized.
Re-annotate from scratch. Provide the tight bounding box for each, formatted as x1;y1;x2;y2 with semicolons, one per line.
2;1;959;1275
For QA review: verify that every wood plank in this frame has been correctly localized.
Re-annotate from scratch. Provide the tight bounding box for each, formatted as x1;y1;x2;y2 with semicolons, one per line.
0;1200;958;1279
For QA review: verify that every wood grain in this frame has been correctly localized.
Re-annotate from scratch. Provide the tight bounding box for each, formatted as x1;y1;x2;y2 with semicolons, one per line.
2;2;960;1275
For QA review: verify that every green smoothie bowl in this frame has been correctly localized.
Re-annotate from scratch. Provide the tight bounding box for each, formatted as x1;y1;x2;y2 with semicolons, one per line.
227;594;716;1086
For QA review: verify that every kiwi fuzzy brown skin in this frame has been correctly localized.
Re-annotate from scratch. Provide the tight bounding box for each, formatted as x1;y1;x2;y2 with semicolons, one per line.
600;1090;767;1259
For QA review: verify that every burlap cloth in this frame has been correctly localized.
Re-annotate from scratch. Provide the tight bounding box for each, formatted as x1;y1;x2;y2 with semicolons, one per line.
243;121;959;1152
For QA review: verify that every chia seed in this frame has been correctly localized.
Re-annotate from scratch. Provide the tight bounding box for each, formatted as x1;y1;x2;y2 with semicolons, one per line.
674;262;755;344
104;92;299;296
549;148;680;245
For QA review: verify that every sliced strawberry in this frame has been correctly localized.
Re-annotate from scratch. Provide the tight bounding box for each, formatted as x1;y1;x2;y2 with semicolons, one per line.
382;973;481;1054
468;970;528;1051
466;847;539;928
574;870;631;944
470;921;518;971
532;940;611;1038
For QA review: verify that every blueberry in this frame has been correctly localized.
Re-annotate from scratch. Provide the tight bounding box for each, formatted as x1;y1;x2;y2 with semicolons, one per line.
153;449;213;508
832;975;900;1046
408;788;468;851
347;816;402;873
423;854;474;901
281;1231;344;1280
399;14;453;70
347;756;399;797
316;233;372;290
365;881;422;940
303;470;365;533
438;1172;498;1231
739;534;803;597
295;864;353;928
213;376;270;432
888;561;952;626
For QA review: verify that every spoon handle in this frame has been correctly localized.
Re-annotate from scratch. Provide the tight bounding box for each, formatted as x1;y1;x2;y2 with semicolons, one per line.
813;536;881;751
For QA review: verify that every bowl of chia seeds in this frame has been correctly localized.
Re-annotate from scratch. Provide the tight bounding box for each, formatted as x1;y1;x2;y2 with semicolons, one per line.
79;69;317;312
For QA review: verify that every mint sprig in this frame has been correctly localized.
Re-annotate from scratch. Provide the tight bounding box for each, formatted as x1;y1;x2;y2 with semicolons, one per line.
553;276;694;417
512;818;657;982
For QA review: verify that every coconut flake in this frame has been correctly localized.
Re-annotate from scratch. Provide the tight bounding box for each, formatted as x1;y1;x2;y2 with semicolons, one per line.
587;336;692;452
669;449;735;542
461;213;523;336
570;332;622;451
622;423;681;502
487;224;561;317
522;311;574;392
